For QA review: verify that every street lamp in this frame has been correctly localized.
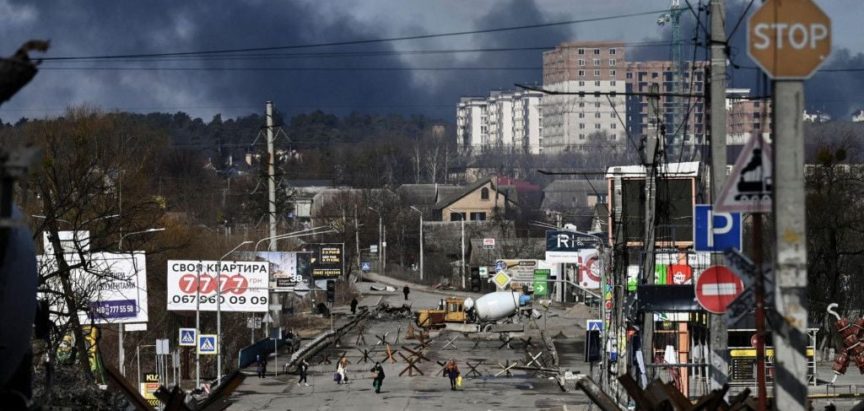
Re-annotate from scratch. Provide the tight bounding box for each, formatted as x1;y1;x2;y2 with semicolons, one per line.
368;207;383;275
217;240;253;383
117;227;164;378
447;208;466;289
409;206;424;282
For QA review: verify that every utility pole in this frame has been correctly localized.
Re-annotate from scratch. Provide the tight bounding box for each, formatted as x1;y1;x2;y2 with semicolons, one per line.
410;206;424;281
772;81;809;411
354;205;361;280
265;100;279;337
708;0;729;393
460;215;466;289
641;83;661;379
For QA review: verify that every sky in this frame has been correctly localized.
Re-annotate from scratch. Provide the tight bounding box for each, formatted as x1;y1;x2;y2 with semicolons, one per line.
0;0;862;123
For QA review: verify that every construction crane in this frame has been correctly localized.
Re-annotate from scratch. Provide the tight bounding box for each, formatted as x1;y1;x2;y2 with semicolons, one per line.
657;0;686;160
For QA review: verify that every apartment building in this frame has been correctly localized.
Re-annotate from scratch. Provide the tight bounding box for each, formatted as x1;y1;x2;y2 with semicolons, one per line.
541;41;628;154
726;88;772;145
624;60;708;155
456;90;543;154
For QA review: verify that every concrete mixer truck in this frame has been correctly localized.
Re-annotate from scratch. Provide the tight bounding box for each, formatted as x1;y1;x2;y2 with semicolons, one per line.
415;291;534;333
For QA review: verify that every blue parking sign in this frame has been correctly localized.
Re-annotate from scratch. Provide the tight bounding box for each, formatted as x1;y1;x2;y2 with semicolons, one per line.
694;205;742;252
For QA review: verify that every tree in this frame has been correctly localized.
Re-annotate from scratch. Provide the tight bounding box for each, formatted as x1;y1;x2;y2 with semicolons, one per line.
7;108;166;388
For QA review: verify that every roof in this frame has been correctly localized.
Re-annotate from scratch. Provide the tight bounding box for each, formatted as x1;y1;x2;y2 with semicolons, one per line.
284;179;334;188
605;162;701;179
434;177;498;210
541;179;605;211
396;184;459;207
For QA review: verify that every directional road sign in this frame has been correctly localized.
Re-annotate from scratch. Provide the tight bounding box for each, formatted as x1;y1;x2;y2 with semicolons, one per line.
695;265;744;314
586;319;603;332
748;0;831;79
715;134;773;213
197;334;218;355
179;328;196;347
694;205;742;252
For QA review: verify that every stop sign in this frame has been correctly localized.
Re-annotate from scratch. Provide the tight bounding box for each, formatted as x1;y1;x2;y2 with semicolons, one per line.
695;265;744;314
747;0;832;79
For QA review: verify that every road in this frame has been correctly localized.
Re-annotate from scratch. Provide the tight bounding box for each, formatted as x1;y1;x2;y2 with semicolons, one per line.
227;277;596;410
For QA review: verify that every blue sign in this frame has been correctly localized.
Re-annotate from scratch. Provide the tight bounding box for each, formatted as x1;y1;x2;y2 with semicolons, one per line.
587;320;603;331
495;260;507;273
545;230;601;252
361;262;371;272
694;205;742;252
179;328;196;347
89;299;137;320
198;334;218;355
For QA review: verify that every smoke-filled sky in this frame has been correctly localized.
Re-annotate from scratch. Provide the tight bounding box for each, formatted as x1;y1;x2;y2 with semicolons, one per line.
1;0;861;122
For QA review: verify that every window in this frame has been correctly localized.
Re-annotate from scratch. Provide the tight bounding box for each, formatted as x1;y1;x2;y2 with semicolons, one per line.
578;48;585;55
579;112;585;118
480;187;489;200
595;123;601;129
578;59;585;66
450;212;465;221
594;70;601;77
470;212;487;221
611;123;617;129
611;112;616;118
594;48;600;55
626;72;633;79
578;81;585;86
611;70;616;77
579;133;586;140
610;48;617;55
578;70;585;77
595;102;601;108
579;123;586;129
579;102;585;107
595;112;601;118
594;81;601;86
652;72;658;78
610;80;616;86
593;58;600;66
609;58;617;66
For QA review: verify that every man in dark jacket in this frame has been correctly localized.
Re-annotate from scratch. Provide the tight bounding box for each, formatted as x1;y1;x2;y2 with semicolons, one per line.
350;297;358;315
371;362;385;393
403;285;410;300
297;359;309;386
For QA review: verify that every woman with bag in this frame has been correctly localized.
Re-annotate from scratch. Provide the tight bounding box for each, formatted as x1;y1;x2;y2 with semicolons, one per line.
443;359;460;391
370;362;385;394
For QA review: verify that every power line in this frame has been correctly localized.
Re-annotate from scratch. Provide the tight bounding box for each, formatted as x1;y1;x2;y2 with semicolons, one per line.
40;9;667;61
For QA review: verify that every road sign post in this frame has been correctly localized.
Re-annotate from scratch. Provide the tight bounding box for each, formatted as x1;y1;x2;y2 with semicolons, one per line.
748;1;830;409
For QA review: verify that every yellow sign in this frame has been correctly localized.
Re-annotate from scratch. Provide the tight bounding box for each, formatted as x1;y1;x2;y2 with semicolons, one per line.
729;347;815;358
140;382;160;407
493;271;511;289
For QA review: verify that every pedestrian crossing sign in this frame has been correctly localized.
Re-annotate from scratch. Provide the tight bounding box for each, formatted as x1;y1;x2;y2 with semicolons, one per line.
179;328;196;347
198;334;218;355
586;320;603;332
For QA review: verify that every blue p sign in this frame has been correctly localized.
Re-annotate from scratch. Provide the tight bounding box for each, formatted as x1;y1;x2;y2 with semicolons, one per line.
694;205;742;252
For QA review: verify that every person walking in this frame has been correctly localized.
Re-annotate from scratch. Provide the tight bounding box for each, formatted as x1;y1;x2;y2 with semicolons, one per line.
403;285;410;300
443;359;460;390
336;356;349;384
256;354;268;379
297;359;309;387
370;362;385;394
350;297;358;315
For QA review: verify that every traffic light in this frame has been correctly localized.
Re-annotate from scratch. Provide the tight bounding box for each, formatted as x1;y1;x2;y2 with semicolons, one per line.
326;280;336;303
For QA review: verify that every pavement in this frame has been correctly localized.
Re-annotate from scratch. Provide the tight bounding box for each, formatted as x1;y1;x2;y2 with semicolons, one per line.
228;274;597;410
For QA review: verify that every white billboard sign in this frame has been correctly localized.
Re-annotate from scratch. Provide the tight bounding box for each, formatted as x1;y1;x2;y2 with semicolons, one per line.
43;230;90;255
39;252;149;324
166;260;269;312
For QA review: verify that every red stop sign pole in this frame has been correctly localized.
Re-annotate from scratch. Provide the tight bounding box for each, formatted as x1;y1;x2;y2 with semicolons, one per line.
695;265;744;314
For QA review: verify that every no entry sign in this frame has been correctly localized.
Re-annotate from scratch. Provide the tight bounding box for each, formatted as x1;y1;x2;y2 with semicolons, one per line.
695;265;744;314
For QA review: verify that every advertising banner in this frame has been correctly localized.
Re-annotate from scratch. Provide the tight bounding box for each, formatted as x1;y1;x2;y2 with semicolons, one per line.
495;259;537;289
166;260;268;312
237;251;311;293
576;249;601;289
545;230;601;263
38;252;149;324
312;244;343;278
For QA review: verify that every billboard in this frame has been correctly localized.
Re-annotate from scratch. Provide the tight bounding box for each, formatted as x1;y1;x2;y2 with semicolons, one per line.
576;249;601;289
38;252;149;324
312;244;343;278
236;251;312;293
166;260;268;312
495;259;537;289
